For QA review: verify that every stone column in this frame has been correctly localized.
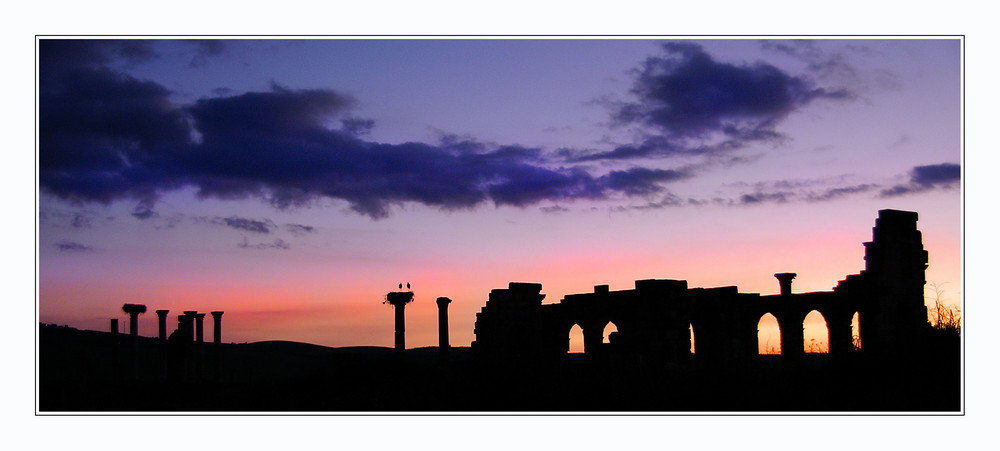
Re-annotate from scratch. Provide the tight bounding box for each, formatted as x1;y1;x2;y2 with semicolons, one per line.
826;311;854;357
129;314;139;337
776;313;805;361
211;311;224;382
154;309;169;381
194;313;207;380
120;304;146;381
156;310;169;341
183;311;198;342
178;312;196;381
109;318;123;380
582;324;606;363
211;311;224;344
122;303;147;338
395;300;405;353
436;297;452;360
195;313;206;344
386;292;414;358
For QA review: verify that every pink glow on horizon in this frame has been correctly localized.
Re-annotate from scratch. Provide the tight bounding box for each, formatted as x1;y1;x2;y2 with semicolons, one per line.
40;209;959;350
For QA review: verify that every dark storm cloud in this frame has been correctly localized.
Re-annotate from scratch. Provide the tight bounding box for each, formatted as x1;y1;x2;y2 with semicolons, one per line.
571;42;851;162
39;49;693;219
39;40;159;75
39;40;193;207
56;241;93;252
45;40;850;219
626;42;853;134
880;163;960;197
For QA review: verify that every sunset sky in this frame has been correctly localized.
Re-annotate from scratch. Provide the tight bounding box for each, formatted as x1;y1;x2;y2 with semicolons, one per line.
37;38;961;352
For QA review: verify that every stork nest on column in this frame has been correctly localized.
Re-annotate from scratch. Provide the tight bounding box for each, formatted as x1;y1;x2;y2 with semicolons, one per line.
383;291;415;307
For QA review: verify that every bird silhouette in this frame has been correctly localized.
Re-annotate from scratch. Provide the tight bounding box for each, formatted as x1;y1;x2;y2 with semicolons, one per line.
398;283;403;290
407;282;411;290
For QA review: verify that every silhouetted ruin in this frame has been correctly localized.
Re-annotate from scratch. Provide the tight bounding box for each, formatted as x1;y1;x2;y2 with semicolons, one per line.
473;209;932;368
39;209;958;411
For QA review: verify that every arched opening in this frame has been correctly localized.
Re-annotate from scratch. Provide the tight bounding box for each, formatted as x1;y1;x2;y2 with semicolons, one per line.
689;323;696;354
568;324;584;354
602;321;618;344
803;310;829;353
758;313;781;355
851;312;862;351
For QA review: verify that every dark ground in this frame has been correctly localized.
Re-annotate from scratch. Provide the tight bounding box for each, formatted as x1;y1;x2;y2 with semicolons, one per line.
38;324;961;412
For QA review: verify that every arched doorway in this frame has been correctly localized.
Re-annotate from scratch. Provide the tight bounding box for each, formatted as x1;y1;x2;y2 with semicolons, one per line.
803;310;829;353
758;313;781;355
568;324;584;354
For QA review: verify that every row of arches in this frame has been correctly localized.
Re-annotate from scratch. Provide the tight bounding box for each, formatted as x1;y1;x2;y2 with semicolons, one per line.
566;311;863;356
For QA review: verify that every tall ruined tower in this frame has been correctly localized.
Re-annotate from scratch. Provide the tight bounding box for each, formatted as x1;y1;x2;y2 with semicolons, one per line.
860;209;929;356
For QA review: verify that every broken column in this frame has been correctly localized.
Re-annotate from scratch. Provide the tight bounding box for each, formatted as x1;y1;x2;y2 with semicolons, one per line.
436;297;452;360
582;321;606;363
826;311;855;358
776;313;805;361
385;291;415;358
156;310;169;341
